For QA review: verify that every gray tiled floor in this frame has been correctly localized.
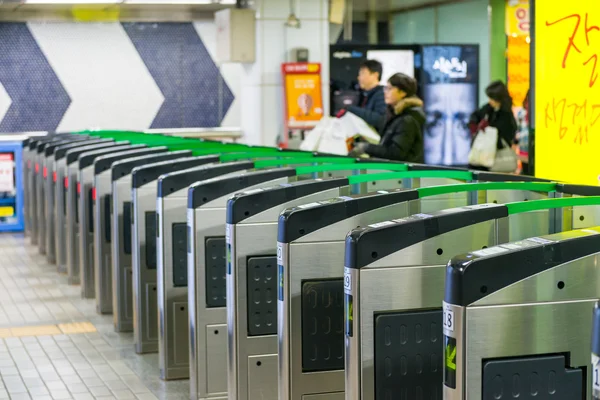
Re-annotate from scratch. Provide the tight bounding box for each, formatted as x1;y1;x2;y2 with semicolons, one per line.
0;234;189;400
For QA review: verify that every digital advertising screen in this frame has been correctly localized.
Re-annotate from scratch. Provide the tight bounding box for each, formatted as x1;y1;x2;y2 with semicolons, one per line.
421;45;479;166
329;45;418;116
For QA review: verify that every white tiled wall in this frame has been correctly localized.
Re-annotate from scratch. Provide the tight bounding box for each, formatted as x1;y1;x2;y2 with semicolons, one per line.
240;0;330;146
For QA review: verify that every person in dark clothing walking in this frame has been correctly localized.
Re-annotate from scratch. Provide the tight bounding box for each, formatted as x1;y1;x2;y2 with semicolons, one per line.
468;80;518;170
339;60;387;127
350;73;425;163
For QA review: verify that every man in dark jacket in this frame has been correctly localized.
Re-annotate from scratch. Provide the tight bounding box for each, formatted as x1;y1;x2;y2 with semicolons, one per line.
350;73;425;163
341;60;387;127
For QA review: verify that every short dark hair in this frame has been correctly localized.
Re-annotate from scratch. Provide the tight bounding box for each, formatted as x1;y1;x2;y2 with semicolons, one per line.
360;60;383;81
388;73;417;97
485;80;513;110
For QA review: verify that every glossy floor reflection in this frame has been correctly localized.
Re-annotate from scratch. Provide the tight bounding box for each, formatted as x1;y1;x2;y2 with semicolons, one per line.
0;233;189;400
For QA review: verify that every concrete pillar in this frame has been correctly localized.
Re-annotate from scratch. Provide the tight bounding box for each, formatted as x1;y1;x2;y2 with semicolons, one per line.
240;0;330;146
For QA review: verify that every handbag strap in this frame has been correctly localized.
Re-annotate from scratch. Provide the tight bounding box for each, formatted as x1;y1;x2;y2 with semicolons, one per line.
499;138;511;149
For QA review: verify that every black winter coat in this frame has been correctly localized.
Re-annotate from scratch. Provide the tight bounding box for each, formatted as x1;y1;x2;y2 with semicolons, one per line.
346;86;387;127
469;104;517;149
364;104;425;163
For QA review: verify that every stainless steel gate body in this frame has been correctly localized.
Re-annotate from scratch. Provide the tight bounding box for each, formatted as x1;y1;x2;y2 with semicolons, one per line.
54;141;120;274
225;169;436;400
111;150;192;332
33;136;75;250
224;178;369;400
443;229;600;400
30;135;74;246
190;170;352;400
24;138;41;240
74;145;140;296
344;196;598;400
42;138;101;266
42;140;71;264
131;156;219;354
23;133;49;237
157;161;254;380
277;180;508;400
37;135;90;255
44;139;110;265
92;147;167;314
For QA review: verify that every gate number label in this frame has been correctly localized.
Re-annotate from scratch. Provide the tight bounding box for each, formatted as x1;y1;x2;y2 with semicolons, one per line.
443;308;455;332
344;267;352;295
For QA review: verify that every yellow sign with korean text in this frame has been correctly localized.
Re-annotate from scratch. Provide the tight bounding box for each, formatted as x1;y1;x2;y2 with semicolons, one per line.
506;0;530;36
535;0;600;185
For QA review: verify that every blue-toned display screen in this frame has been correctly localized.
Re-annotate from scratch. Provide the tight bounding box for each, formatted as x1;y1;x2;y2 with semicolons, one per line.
421;45;479;166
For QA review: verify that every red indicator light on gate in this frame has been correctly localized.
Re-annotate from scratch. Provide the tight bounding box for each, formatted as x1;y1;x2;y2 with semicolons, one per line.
92;187;96;201
53;172;57;183
77;182;81;195
43;167;47;178
64;177;69;188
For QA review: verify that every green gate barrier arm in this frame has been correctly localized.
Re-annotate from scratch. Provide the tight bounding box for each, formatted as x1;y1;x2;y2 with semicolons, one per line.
507;196;600;215
190;147;286;156
296;162;408;174
254;157;356;168
348;170;474;184
220;151;310;161
167;142;251;152
417;182;558;198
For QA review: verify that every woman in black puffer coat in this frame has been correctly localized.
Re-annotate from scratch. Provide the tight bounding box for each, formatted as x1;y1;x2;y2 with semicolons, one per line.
350;73;425;163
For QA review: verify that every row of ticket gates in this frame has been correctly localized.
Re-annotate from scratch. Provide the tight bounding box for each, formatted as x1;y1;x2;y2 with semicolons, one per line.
21;130;600;399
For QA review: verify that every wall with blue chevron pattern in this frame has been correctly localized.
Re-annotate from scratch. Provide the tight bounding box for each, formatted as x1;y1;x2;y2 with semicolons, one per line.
0;21;241;133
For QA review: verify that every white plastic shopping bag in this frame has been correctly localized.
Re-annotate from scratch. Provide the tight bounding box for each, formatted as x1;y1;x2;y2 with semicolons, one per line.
340;112;380;144
317;118;349;155
301;112;381;155
300;117;332;151
468;126;498;168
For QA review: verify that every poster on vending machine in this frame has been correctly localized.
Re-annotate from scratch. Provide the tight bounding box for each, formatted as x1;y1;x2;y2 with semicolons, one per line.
0;153;15;193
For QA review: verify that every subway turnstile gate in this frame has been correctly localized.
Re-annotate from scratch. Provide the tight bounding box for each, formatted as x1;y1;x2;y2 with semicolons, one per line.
111;150;194;332
37;136;93;251
127;145;294;346
75;144;143;296
225;168;475;400
443;226;600;399
128;146;287;354
132;156;221;354
158;157;358;380
25;130;593;400
158;161;260;379
60;141;128;276
39;137;82;258
44;138;114;265
344;193;600;400
277;179;564;400
22;132;49;237
190;163;406;400
93;147;169;314
55;141;121;274
31;134;86;247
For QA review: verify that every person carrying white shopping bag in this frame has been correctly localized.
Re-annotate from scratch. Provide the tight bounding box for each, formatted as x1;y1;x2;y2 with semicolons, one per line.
468;80;518;172
348;73;425;163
